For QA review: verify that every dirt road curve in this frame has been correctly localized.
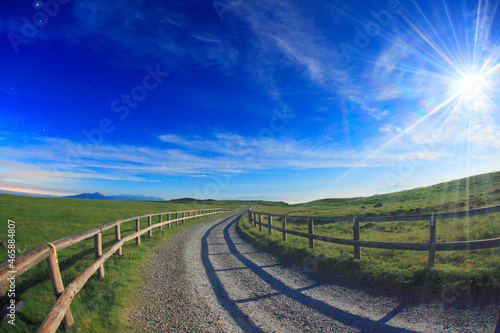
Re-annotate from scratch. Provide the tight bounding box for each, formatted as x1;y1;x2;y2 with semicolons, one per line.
132;209;499;332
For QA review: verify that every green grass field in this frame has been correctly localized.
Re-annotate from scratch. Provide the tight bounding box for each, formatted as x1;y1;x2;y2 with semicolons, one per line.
0;195;241;332
239;171;500;298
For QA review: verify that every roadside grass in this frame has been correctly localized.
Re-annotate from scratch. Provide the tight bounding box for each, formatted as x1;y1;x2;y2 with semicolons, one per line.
239;171;500;298
0;194;239;332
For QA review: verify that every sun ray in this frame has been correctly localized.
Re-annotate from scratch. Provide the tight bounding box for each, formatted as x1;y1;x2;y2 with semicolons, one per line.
473;0;483;66
441;0;467;66
402;16;465;76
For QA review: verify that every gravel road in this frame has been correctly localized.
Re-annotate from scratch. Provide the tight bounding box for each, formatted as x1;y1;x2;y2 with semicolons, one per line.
132;209;499;332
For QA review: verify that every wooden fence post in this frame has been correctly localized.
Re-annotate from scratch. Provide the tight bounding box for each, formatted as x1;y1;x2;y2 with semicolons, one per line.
353;217;361;259
148;215;152;237
308;217;314;248
182;212;185;224
136;218;141;246
167;213;171;228
428;214;436;268
159;215;163;231
259;214;263;232
268;215;273;235
176;213;179;226
247;211;252;226
46;251;75;328
115;224;122;256
94;233;104;279
282;217;287;242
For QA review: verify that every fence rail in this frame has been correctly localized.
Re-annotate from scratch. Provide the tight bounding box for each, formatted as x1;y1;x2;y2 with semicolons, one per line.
0;208;236;333
248;204;500;267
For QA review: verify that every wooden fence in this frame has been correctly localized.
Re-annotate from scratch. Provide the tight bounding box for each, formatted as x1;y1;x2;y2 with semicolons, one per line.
0;208;235;333
248;204;500;267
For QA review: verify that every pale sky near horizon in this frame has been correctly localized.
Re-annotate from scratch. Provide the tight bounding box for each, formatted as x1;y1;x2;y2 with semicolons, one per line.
1;0;499;203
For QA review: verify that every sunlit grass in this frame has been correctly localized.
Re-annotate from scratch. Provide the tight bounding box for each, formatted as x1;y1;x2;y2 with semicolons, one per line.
0;194;239;332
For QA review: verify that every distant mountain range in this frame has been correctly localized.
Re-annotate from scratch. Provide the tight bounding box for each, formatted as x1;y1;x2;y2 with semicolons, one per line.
63;192;165;201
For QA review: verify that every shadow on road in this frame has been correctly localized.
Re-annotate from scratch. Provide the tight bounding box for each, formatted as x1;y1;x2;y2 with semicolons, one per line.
224;213;417;333
201;212;263;332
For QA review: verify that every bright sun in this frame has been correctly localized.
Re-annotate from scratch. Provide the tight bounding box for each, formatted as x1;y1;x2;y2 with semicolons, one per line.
458;73;487;97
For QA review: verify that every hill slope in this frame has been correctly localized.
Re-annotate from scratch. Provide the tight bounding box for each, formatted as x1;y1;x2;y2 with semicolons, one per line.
273;170;500;217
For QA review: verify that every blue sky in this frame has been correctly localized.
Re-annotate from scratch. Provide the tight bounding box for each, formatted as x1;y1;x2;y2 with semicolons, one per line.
0;0;499;203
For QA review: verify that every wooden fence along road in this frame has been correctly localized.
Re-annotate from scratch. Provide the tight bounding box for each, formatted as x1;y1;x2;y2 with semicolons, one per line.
248;204;500;267
0;208;235;333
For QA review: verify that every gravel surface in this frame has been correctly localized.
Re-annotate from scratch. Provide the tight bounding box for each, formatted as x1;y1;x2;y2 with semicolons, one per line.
131;209;500;332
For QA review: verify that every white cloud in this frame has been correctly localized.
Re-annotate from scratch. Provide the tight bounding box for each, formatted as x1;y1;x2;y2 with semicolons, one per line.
368;109;389;120
379;124;402;133
159;134;188;145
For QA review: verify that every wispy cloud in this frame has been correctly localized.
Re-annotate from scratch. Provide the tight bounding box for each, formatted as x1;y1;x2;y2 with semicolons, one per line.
230;1;352;99
379;124;402;133
3;120;496;193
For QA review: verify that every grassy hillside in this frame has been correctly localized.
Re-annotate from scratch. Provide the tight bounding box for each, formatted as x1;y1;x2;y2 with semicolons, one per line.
240;171;500;298
254;171;500;217
0;195;240;332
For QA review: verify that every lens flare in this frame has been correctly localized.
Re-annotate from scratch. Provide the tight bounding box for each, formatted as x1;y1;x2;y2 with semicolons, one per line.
458;73;487;97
